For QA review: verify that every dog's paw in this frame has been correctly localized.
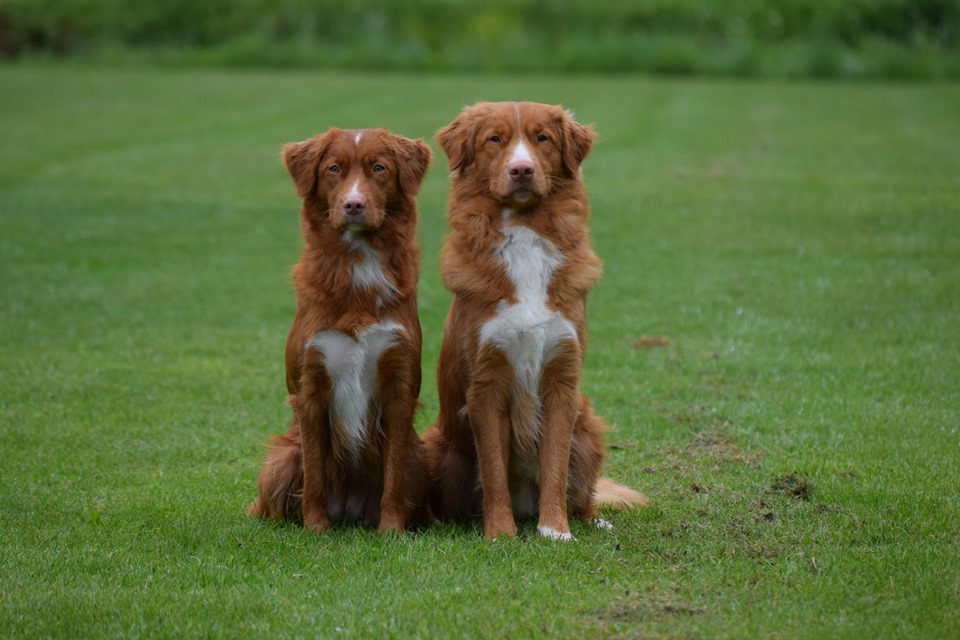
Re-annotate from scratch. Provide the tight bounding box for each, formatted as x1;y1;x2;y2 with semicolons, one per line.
377;512;406;535
537;525;575;541
303;510;331;535
484;511;518;540
593;518;614;531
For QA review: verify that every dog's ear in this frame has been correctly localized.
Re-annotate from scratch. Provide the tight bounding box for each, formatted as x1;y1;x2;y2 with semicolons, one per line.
556;109;596;177
391;135;433;196
437;111;477;174
283;130;336;198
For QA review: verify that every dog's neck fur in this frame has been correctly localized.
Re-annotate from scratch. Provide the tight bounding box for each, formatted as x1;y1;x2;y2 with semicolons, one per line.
441;187;600;306
294;207;420;330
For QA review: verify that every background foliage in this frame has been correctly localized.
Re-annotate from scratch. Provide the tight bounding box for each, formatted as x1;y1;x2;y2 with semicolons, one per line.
2;0;959;77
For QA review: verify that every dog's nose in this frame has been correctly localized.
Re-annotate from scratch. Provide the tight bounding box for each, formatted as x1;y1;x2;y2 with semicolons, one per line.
508;161;535;182
343;197;367;215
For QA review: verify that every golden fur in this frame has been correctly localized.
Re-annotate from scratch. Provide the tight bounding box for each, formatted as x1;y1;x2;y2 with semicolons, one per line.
423;102;649;540
249;127;432;533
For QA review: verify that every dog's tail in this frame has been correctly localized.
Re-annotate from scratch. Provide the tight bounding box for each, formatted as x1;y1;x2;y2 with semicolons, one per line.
593;477;650;510
248;428;304;523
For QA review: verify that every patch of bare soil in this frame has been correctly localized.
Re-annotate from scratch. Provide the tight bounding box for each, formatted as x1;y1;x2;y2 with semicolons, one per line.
600;594;706;623
686;431;757;464
632;335;673;348
642;428;761;475
769;473;812;500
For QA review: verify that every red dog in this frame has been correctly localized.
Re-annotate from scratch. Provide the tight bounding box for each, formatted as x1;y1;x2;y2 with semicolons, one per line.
250;127;432;533
423;102;648;540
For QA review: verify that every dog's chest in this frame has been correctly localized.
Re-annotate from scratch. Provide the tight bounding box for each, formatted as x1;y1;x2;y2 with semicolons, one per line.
344;232;398;307
478;215;578;390
306;321;403;461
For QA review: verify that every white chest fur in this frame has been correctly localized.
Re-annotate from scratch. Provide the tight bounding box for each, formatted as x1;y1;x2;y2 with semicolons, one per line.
344;232;398;306
306;321;403;461
478;213;578;394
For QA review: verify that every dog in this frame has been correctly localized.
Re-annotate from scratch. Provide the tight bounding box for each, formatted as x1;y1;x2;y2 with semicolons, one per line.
423;101;648;540
249;127;432;533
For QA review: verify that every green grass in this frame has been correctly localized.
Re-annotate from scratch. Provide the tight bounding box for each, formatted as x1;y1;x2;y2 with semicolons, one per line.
1;64;959;638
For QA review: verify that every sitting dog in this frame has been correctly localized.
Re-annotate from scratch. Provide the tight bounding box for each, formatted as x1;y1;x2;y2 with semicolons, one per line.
423;102;648;540
250;127;432;533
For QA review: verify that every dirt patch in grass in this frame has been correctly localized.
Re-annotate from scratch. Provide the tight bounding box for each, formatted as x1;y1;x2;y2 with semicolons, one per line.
672;403;731;429
633;335;672;348
770;473;812;500
600;594;706;623
644;405;758;467
686;430;756;464
643;427;761;475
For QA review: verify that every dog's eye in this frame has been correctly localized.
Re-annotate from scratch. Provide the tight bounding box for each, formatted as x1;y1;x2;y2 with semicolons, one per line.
372;163;386;174
489;135;502;144
328;164;340;174
536;134;549;143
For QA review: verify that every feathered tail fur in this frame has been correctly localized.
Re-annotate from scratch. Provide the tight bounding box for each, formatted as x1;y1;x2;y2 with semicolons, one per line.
593;477;650;509
247;428;304;523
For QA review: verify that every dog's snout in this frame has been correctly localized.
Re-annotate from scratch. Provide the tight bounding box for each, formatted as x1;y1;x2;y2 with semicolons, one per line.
508;161;535;182
343;197;367;215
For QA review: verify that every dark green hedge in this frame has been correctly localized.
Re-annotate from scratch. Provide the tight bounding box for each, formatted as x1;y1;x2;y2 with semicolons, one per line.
2;0;958;77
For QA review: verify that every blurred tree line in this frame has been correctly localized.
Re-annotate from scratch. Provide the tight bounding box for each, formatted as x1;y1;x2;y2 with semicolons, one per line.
2;0;958;78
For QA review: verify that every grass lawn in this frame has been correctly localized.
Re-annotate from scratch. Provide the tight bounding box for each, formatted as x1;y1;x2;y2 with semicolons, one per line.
1;64;958;638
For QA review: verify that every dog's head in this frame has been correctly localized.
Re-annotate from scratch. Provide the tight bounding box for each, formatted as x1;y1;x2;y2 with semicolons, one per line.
437;101;595;207
284;128;432;233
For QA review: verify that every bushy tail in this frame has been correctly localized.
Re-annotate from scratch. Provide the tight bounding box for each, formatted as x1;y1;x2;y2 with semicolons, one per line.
593;477;650;509
248;430;304;523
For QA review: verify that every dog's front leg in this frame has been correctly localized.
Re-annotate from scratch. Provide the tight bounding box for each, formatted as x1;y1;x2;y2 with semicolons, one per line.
296;363;333;534
375;345;418;534
536;341;582;541
468;347;516;540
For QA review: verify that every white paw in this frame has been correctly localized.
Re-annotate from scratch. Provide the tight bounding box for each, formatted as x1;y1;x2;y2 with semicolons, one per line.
593;518;614;531
537;525;575;541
